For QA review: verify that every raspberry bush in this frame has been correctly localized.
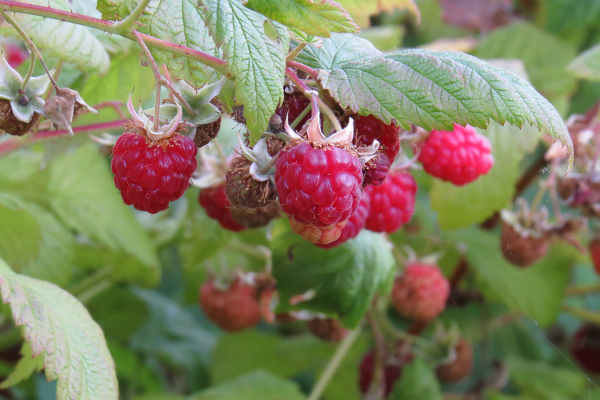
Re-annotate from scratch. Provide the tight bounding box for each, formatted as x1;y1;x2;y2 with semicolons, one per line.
0;1;599;399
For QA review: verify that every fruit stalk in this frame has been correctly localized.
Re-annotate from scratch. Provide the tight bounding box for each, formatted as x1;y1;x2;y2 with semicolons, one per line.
287;60;319;80
134;31;162;131
286;43;307;63
562;304;600;324
565;283;600;296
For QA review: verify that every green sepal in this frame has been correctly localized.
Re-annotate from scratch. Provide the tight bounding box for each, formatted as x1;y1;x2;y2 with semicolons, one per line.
171;78;225;126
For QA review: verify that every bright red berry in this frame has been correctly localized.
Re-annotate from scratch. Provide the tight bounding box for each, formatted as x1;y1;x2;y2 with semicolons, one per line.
276;92;311;128
112;132;197;214
359;351;402;397
391;263;450;322
354;114;401;161
590;239;600;275
317;194;370;249
199;278;262;332
436;338;473;383
275;142;363;229
198;185;246;232
571;323;600;374
6;44;28;68
418;124;494;186
365;171;417;233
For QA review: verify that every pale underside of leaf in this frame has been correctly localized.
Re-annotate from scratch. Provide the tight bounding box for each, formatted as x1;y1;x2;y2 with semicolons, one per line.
295;32;381;70
0;259;118;399
245;0;359;37
202;0;287;144
319;49;573;169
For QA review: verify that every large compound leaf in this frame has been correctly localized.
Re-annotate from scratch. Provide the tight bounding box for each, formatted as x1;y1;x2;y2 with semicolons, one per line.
568;43;600;82
202;0;288;144
319;50;573;165
272;228;395;327
336;0;420;28
295;33;381;70
48;145;159;269
0;257;118;399
1;0;110;74
245;0;359;37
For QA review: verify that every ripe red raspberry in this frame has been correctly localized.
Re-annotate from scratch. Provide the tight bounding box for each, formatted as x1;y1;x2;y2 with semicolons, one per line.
358;351;402;397
275;92;311;128
418;124;494;186
354;114;401;161
317;194;370;249
275;141;363;229
391;263;450;322
306;318;349;342
6;44;28;68
590;238;600;275
436;338;473;382
199;278;262;332
571;323;600;374
198;185;246;232
363;152;391;187
365;171;417;233
112;132;197;214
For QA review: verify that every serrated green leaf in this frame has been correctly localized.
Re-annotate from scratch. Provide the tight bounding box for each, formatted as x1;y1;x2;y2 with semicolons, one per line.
188;371;305;400
319;50;573;166
296;33;381;70
48;145;160;269
245;0;359;37
0;342;44;389
288;28;322;46
272;229;395;328
568;43;600;82
202;0;288;144
0;0;110;74
444;229;572;327
0;194;41;271
430;123;542;230
0;257;118;399
96;0;131;19
336;0;420;28
388;359;442;400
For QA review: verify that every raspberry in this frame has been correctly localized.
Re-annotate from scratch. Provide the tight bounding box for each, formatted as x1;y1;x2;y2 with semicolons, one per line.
194;116;221;148
198;185;246;232
317;194;370;249
5;44;28;69
436;338;473;382
358;351;402;397
365;171;417;233
231;204;280;228
391;263;450;322
199;278;262;332
590;238;600;275
0;99;40;136
306;318;349;342
275;142;363;228
418;124;494;186
112;132;197;214
288;217;347;245
275;92;311;129
354;114;401;161
363;152;391;187
500;221;550;267
571;323;600;374
226;156;277;209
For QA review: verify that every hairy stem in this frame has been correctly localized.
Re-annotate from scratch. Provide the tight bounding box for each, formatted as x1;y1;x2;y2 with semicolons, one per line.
113;0;151;34
0;10;58;91
288;60;319;80
0;1;228;75
307;327;361;400
562;304;600;324
286;43;306;63
134;31;162;131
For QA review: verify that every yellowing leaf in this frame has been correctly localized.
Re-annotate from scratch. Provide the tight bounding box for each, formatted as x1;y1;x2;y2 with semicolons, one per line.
336;0;420;27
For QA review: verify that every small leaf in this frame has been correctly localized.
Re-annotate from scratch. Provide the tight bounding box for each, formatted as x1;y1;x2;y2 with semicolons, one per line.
188;371;305;400
0;342;44;388
568;43;600;82
245;0;359;37
0;257;118;399
388;359;442;400
336;0;420;28
288;28;323;47
202;0;288;144
319;50;573;167
0;194;41;271
272;228;395;328
295;33;381;70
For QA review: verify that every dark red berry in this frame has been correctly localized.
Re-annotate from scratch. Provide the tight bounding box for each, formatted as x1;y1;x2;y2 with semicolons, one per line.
112;132;197;214
590;238;600;275
365;171;417;233
275;142;363;228
436;338;473;382
199;278;262;332
306;318;349;342
500;222;550;267
198;185;246;232
363;152;391;187
571;323;600;374
275;93;311;129
359;351;402;397
317;193;370;249
354;114;401;161
418;124;493;186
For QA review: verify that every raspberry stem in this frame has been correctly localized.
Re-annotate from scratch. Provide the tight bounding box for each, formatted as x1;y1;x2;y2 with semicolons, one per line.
565;282;600;296
286;43;307;63
562;304;600;325
290;102;312;129
112;0;151;35
287;60;319;81
134;31;162;132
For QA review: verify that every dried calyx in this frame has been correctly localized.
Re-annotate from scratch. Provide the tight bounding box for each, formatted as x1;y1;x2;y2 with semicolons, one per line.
127;94;182;142
44;87;97;136
0;55;50;136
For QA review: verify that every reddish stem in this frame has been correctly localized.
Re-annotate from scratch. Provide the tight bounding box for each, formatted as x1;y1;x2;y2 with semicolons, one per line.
287;61;319;81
